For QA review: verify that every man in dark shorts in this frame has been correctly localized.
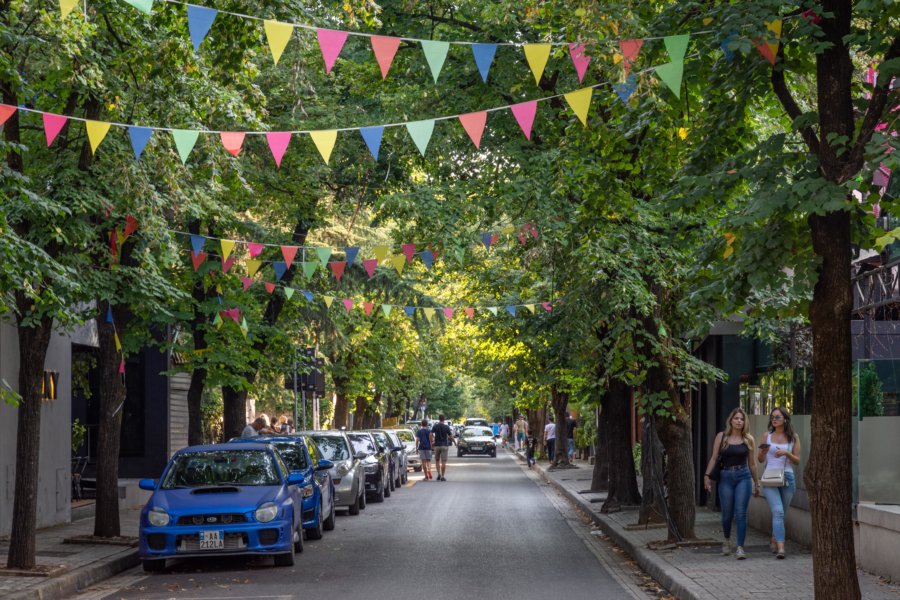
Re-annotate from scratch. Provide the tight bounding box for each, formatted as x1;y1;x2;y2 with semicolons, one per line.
431;414;454;481
416;419;434;480
566;412;577;461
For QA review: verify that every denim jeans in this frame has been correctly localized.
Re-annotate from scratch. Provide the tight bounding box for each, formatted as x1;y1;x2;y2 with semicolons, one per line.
718;466;752;547
567;438;575;458
762;471;796;542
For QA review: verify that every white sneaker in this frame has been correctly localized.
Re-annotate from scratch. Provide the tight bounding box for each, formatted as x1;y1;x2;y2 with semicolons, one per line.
736;547;746;559
722;540;731;556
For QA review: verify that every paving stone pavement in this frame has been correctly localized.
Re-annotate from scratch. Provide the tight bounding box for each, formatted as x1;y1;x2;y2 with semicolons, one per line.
516;449;900;600
0;506;140;599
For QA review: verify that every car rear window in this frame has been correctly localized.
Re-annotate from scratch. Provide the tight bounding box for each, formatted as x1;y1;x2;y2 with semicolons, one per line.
270;442;309;471
161;450;280;488
311;435;350;461
347;434;376;455
395;430;415;443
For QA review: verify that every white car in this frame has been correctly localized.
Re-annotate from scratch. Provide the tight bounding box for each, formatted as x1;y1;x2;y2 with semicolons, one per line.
389;428;420;472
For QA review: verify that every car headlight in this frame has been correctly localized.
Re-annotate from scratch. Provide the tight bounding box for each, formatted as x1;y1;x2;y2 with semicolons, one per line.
255;502;278;523
487;441;495;446
148;507;169;527
364;464;378;474
337;462;351;476
302;484;314;498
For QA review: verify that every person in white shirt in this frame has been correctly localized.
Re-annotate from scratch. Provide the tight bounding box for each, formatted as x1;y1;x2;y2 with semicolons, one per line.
241;417;266;438
544;415;556;463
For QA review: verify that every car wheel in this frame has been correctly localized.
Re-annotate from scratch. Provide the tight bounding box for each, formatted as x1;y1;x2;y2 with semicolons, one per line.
306;503;324;540
274;542;295;567
457;450;463;457
384;477;392;497
388;473;395;492
491;451;496;458
372;480;385;503
358;485;367;509
293;520;304;553
323;501;336;531
142;559;166;573
348;490;361;515
401;470;408;484
413;466;422;472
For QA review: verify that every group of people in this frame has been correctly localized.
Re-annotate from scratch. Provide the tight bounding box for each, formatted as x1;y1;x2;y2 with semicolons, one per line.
414;415;454;481
506;413;577;466
240;413;294;437
703;405;801;560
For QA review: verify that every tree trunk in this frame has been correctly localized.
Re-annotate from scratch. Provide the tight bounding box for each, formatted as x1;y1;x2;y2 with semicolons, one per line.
353;396;366;430
93;302;126;538
637;417;667;526
591;402;609;491
222;385;248;440
602;380;641;512
333;391;349;429
187;367;207;445
654;411;695;541
6;305;53;569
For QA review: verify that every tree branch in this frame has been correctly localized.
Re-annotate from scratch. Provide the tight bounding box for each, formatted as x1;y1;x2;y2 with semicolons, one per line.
771;42;820;156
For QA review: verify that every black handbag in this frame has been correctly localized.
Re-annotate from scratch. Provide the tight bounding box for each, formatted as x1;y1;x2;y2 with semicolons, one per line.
708;454;724;481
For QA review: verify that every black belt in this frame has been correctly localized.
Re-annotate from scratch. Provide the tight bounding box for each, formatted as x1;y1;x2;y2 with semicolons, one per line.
722;465;747;471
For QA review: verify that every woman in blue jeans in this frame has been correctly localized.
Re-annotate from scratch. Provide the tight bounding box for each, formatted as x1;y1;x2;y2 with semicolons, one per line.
757;406;801;559
703;407;760;559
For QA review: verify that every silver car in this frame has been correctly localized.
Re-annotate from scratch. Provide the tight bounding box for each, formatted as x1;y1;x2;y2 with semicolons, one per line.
389;428;420;472
302;430;366;515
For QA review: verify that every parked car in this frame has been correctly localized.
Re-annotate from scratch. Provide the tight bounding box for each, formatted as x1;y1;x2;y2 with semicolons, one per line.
370;429;405;489
230;435;335;540
457;426;497;457
302;430;366;515
402;421;420;434
390;428;420;472
346;431;390;502
138;443;304;572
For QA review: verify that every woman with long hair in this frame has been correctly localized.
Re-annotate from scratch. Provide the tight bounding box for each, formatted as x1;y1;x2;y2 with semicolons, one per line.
703;407;760;559
757;406;801;559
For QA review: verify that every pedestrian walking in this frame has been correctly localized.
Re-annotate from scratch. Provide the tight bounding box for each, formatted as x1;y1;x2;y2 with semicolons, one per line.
703;407;759;560
543;415;556;462
525;436;538;467
241;416;266;438
566;411;577;460
757;406;801;559
431;414;454;481
500;421;509;448
514;415;528;451
416;419;434;480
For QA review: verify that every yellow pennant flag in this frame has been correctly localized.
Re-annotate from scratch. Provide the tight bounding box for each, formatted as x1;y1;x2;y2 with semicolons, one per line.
423;307;436;321
264;20;294;65
114;333;122;352
309;130;338;164
246;259;263;277
390;254;406;275
59;0;79;18
373;245;390;261
564;88;593;127
500;225;515;234
215;284;223;294
220;239;235;261
323;295;334;308
525;304;536;314
523;44;552;85
86;120;111;154
765;20;782;58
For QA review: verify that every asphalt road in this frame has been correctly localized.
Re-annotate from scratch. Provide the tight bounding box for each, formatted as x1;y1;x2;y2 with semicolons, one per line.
69;450;654;600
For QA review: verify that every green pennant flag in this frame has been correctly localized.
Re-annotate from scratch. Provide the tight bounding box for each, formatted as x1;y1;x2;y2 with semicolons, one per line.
123;0;153;15
212;313;222;327
406;119;435;156
421;40;450;83
664;34;690;62
315;247;332;265
655;62;684;98
171;129;200;164
487;306;498;316
302;261;318;279
284;287;295;300
381;304;393;317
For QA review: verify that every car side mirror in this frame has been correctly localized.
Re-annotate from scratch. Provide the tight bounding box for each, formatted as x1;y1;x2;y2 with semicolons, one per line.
377;445;386;453
138;479;157;491
287;472;305;485
354;451;368;460
316;459;335;471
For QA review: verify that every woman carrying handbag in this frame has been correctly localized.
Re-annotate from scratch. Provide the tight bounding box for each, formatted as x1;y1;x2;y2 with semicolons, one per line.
703;407;760;560
757;406;801;559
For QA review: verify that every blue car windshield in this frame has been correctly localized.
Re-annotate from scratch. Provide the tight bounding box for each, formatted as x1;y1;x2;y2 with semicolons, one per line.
311;436;350;461
270;442;309;471
161;450;281;489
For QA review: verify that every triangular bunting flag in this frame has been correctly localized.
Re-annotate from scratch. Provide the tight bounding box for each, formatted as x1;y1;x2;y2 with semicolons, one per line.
323;295;334;308
471;43;497;83
619;39;643;75
363;258;378;278
128;126;152;160
506;305;517;316
310;130;338;164
272;261;287;280
655;61;684;98
344;246;359;266
391;254;406;274
281;245;298;268
458;111;487;149
119;359;125;375
443;307;454;320
190;234;206;254
542;302;553;311
404;306;416;316
284;287;295;300
402;243;416;263
510;101;537;140
755;20;782;65
419;250;434;269
241;276;253;290
191;251;207;271
525;304;536;314
43;113;68;146
564;87;593;126
248;242;264;258
664;34;690;62
381;304;392;317
360;126;384;161
315;247;332;265
106;306;113;323
329;261;347;281
487;307;498;316
465;307;475;319
614;75;637;107
124;214;139;236
373;245;390;261
302;261;318;279
317;28;349;74
171;129;200;164
246;259;262;277
213;313;222;327
265;132;291;168
114;332;121;352
363;302;374;316
265;282;276;294
721;33;737;63
59;0;79;18
220;132;245;156
524;44;551;85
187;5;217;51
0;104;16;125
424;307;436;321
302;291;314;302
421;40;450;83
220;239;235;261
221;256;236;274
85;120;111;153
406;120;435;156
342;298;354;313
264;20;293;65
569;43;591;83
123;0;153;15
481;232;493;249
371;36;402;79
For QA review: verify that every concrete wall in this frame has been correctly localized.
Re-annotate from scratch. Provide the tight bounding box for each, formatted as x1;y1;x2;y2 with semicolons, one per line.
0;321;73;535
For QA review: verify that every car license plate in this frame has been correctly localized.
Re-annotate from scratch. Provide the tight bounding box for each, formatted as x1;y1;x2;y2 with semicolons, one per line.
471;445;482;450
199;530;224;550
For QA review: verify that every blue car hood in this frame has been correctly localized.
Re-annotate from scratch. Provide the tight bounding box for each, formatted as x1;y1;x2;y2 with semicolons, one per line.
150;486;280;513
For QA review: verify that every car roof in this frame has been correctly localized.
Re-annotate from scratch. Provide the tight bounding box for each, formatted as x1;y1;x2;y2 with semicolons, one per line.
175;442;273;455
229;435;306;444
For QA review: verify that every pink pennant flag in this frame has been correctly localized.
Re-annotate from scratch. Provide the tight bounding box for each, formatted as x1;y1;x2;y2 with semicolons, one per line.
329;261;347;281
43;113;68;146
266;132;291;168
281;245;298;268
226;308;241;324
363;258;378;278
124;215;139;237
241;276;253;290
248;242;264;258
220;132;245;156
221;256;236;273
443;307;454;320
510;101;537;140
265;282;276;294
317;28;349;74
569;43;591;83
342;298;354;313
619;39;643;75
402;243;416;263
0;104;17;125
465;307;475;320
119;359;126;375
458;111;488;149
517;230;529;245
363;302;374;316
371;35;402;79
542;302;553;311
191;251;207;271
526;223;539;239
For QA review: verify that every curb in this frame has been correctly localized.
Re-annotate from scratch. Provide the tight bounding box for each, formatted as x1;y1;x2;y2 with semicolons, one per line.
5;547;140;600
513;449;714;600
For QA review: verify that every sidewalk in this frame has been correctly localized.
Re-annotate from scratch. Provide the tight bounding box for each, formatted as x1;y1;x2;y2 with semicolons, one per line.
0;504;141;600
514;448;900;600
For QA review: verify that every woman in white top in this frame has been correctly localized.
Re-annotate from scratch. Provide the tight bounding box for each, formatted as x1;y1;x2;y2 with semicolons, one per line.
756;406;801;559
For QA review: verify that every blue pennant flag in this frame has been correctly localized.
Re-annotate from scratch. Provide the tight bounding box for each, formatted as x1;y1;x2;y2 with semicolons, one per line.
472;44;497;83
128;126;152;160
190;234;206;254
360;126;384;161
187;5;218;52
344;246;359;267
720;33;737;63
302;290;314;302
418;250;434;269
506;305;517;316
481;232;493;249
273;261;287;280
216;296;223;305
404;306;416;316
106;306;113;323
614;75;637;107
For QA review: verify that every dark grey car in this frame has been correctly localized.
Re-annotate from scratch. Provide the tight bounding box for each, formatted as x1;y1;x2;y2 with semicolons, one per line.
370;429;405;490
346;431;390;503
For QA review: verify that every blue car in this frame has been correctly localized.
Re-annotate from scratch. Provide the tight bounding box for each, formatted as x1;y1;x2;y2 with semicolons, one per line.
230;435;336;540
138;443;304;572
